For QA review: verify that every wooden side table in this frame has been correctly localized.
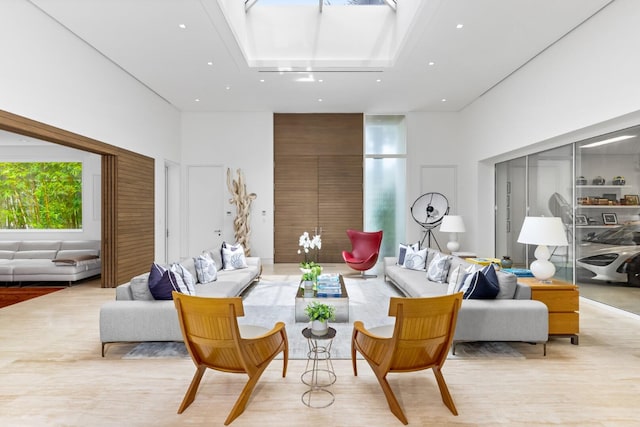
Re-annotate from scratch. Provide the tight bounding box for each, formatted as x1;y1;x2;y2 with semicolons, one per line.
519;277;579;345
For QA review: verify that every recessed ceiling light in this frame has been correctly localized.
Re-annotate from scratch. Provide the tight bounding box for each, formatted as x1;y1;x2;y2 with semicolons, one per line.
259;79;265;83
178;24;187;29
456;24;464;29
441;98;447;102
318;98;323;102
318;79;324;83
195;98;200;102
376;79;381;83
225;85;231;90
207;61;213;66
428;61;435;66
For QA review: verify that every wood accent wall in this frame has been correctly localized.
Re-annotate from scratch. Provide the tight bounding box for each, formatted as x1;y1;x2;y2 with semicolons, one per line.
274;113;363;263
0;109;155;288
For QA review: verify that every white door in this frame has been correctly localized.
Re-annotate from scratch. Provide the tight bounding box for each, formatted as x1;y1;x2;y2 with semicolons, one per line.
187;165;224;256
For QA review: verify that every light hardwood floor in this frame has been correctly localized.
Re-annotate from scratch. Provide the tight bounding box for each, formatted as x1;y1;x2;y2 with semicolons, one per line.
1;265;639;426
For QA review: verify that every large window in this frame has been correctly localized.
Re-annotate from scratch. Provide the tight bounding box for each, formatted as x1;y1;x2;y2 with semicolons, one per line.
0;162;82;229
364;115;406;258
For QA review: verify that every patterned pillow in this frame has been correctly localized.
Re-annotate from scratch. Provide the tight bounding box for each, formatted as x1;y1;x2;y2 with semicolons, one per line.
402;246;428;271
458;264;482;294
222;242;248;271
427;253;452;283
170;263;196;295
148;263;182;300
194;252;218;283
397;242;420;265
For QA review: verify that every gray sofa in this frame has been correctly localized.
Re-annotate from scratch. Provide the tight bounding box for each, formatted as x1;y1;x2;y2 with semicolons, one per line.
384;253;549;354
99;248;261;356
0;240;101;285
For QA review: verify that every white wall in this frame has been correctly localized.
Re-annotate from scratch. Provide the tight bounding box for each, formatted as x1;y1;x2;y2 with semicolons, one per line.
0;0;181;260
181;112;274;262
0;144;101;240
461;0;640;256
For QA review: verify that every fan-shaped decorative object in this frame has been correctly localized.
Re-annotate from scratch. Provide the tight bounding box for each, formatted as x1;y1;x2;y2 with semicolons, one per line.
410;192;449;249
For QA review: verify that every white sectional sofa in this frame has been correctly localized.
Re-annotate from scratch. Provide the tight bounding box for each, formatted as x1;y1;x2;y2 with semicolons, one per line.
99;247;261;356
0;240;101;285
384;252;549;354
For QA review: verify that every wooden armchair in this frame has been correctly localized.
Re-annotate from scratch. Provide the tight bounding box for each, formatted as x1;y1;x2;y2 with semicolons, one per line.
351;293;463;425
172;292;288;425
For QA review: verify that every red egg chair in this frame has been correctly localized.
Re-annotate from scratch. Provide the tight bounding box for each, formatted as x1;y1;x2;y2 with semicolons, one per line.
342;229;383;278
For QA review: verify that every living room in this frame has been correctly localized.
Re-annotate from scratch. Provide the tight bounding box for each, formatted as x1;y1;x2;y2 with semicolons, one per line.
1;0;640;425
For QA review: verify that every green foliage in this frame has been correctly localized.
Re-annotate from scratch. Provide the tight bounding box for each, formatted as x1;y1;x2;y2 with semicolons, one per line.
304;301;336;322
301;271;315;282
0;162;82;229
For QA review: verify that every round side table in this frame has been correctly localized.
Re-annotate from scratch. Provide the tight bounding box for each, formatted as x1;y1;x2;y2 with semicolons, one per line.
301;327;337;408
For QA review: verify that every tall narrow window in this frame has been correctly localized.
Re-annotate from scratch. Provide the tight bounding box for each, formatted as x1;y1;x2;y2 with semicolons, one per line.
364;115;406;258
0;162;82;229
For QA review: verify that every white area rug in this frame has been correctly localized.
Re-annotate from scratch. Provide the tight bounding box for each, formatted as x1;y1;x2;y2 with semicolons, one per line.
123;277;524;360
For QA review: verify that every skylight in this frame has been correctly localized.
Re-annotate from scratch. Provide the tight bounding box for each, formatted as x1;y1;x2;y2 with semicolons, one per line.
246;0;395;12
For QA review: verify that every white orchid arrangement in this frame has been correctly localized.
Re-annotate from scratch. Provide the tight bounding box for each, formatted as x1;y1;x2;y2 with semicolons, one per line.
298;231;322;268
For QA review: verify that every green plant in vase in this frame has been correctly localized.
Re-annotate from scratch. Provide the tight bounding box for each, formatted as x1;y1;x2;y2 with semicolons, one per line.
305;301;336;336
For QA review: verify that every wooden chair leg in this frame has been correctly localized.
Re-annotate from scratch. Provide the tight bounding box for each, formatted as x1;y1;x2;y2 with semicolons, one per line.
281;333;289;378
351;334;359;376
224;366;268;425
374;373;408;425
177;365;207;414
432;366;458;416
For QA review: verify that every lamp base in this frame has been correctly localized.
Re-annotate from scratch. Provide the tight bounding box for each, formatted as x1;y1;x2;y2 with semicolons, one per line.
530;258;555;282
446;240;460;252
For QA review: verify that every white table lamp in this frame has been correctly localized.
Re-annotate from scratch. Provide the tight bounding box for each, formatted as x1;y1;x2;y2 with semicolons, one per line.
517;216;568;282
440;215;466;252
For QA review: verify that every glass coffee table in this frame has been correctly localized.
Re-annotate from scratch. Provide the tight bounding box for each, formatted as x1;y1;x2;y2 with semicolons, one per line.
294;274;349;322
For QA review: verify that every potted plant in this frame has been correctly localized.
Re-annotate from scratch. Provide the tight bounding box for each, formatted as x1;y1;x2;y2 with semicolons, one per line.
304;301;336;336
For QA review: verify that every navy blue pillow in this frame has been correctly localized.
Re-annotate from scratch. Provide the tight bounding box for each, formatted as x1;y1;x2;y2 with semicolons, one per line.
463;268;500;300
480;263;500;289
148;263;181;300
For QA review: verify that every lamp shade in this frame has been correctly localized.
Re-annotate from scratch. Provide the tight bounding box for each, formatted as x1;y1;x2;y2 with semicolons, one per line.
517;216;568;246
440;215;466;233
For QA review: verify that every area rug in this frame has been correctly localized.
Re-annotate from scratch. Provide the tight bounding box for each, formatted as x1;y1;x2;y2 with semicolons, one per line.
123;277;523;360
0;287;64;309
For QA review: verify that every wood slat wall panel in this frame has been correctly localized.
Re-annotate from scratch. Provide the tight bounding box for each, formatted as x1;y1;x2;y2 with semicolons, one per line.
274;114;363;263
0;109;155;288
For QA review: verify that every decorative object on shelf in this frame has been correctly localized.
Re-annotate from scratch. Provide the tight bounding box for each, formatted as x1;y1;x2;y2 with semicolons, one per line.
624;194;639;205
602;213;618;225
576;176;587;185
517;216;569;282
602;193;617;203
612;176;626;185
500;256;513;269
575;214;588;225
226;168;257;256
439;214;466;252
592;176;606;185
303;279;314;297
305;301;336;336
298;231;322;268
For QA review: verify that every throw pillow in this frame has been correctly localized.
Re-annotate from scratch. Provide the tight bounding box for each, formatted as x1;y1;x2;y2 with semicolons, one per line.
397;242;420;265
463;264;500;300
148;263;182;300
446;265;465;294
222;242;248;271
170;263;196;295
194;252;218;283
427;252;452;283
495;270;518;299
402;246;428;271
458;264;481;294
129;272;153;301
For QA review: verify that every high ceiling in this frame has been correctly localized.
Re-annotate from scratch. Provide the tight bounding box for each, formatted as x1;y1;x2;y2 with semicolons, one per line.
28;0;613;113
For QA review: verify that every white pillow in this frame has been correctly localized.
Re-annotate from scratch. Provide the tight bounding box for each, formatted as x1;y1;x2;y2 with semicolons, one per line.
170;263;196;295
222;243;248;271
427;252;452;283
194;252;218;283
446;265;465;294
402;246;428;271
